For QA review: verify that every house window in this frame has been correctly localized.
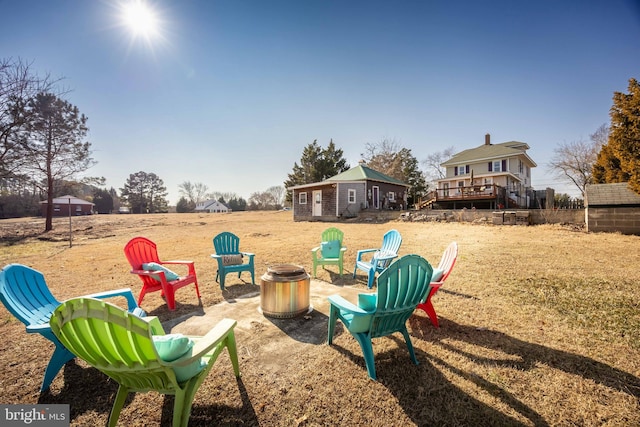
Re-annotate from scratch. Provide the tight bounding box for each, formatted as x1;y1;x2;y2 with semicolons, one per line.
458;166;466;175
299;192;307;204
493;161;501;172
348;189;356;204
54;204;60;212
388;192;395;202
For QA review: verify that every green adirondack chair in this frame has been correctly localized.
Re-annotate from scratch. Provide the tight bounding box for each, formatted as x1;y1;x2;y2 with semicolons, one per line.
328;254;433;380
311;227;347;278
50;297;240;427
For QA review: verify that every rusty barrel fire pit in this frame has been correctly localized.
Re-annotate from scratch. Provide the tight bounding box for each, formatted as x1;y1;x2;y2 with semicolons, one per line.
259;264;311;318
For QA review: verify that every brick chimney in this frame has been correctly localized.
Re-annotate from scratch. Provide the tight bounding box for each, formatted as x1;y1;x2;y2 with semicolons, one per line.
485;133;491;145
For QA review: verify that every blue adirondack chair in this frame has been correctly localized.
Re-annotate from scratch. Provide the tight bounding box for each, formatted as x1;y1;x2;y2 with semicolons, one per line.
328;254;433;380
0;263;146;392
353;229;402;288
211;232;255;290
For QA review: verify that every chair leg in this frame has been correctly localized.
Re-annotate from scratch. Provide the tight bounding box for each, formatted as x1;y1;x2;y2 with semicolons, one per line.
327;306;338;345
352;333;377;380
367;269;375;289
225;331;241;377
41;344;75;391
219;272;225;290
401;327;419;365
108;386;129;427
250;268;255;285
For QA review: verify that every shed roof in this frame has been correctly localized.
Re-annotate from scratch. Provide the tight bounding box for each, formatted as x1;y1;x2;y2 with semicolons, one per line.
585;183;640;206
288;164;408;190
41;195;94;205
326;164;408;186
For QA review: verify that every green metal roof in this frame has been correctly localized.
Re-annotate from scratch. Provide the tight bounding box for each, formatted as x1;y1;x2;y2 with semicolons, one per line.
442;141;537;167
326;164;408;186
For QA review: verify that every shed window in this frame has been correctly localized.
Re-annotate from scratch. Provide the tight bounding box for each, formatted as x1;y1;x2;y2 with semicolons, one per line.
348;189;356;204
388;192;395;202
299;192;307;204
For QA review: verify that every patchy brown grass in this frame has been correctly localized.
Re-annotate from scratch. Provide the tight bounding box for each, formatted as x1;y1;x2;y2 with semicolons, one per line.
0;211;639;426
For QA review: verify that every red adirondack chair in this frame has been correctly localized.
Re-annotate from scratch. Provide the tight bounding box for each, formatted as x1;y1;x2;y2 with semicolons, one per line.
124;236;201;311
416;242;458;327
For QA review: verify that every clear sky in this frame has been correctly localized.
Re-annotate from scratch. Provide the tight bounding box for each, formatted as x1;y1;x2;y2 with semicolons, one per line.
2;0;639;203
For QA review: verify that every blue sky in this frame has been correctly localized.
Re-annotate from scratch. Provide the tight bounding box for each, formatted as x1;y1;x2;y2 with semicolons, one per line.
2;0;639;202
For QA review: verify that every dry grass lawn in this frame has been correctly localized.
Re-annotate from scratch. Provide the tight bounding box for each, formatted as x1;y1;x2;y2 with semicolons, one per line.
0;211;639;426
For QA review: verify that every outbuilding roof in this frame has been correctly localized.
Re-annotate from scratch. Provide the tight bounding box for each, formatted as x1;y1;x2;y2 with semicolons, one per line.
41;195;94;205
287;164;409;190
585;183;640;207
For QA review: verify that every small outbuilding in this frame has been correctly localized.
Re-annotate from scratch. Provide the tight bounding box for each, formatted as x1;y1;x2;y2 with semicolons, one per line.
40;195;94;217
288;164;410;221
585;183;640;235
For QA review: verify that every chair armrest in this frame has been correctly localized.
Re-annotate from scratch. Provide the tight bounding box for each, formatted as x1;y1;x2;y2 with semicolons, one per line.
82;288;139;312
241;252;255;260
311;246;321;253
173;318;237;365
26;323;51;333
211;254;222;259
328;294;369;315
162;260;194;266
355;248;377;261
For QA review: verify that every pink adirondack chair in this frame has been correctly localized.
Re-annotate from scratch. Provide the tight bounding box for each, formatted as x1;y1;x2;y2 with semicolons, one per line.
416;242;458;327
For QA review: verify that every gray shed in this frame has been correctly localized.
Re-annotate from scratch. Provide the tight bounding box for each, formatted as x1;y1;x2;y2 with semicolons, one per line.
585;183;640;235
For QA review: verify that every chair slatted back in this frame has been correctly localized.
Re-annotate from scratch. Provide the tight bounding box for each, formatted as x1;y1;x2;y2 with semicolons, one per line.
370;254;432;338
50;297;176;390
213;232;241;255
0;264;60;327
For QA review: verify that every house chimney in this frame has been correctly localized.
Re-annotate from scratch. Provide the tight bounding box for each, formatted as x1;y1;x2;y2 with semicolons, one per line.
485;133;491;145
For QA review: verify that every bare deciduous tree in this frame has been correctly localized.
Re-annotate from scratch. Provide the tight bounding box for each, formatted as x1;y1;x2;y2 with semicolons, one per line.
178;181;209;203
422;146;455;184
548;124;608;197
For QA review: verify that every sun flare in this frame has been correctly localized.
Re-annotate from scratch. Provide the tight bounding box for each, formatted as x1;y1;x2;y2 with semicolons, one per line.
121;0;159;39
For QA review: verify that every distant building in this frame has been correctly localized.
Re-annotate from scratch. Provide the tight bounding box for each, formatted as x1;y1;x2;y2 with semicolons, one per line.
424;134;537;210
288;164;410;221
195;199;231;213
40;195;94;217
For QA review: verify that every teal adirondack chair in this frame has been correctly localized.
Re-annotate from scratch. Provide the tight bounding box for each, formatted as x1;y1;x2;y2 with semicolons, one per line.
0;263;146;391
211;232;255;290
50;297;240;427
311;227;347;278
329;254;433;380
353;229;402;288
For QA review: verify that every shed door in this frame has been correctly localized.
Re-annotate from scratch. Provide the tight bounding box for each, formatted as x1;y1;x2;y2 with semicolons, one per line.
312;190;322;216
372;186;379;209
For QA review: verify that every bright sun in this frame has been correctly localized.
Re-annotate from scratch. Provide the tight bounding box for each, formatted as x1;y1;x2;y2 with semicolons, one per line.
121;0;159;39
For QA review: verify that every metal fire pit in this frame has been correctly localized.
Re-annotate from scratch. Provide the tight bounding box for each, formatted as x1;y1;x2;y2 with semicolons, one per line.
259;264;311;318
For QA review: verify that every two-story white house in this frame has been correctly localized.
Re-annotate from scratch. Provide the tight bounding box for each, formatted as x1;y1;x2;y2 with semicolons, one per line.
427;134;537;209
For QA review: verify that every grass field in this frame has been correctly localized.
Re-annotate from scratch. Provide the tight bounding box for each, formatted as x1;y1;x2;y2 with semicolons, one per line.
1;211;639;426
